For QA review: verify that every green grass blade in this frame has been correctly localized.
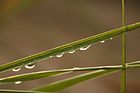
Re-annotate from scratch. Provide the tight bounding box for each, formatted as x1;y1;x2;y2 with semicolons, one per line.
0;67;119;84
31;61;140;92
0;61;140;84
0;70;71;84
0;22;140;73
0;89;51;93
33;69;118;92
127;60;140;65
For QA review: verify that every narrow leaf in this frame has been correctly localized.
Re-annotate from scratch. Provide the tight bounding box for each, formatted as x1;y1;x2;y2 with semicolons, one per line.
0;70;71;84
0;61;140;84
33;69;119;92
0;89;51;93
32;61;140;92
0;22;140;73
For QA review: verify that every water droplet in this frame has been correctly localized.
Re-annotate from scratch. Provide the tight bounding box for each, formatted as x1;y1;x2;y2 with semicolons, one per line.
110;38;113;40
12;67;21;72
56;53;64;57
14;81;22;84
79;45;91;50
25;63;35;69
100;40;105;43
68;50;75;54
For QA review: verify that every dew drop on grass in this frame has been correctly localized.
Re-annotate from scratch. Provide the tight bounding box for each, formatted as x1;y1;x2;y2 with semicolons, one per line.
12;67;21;72
56;53;64;58
14;81;22;84
49;56;53;58
25;62;35;69
68;50;75;54
50;55;56;58
79;45;91;50
100;40;105;43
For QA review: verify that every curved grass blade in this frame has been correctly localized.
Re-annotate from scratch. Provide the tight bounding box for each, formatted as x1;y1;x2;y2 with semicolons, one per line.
0;61;140;84
33;69;118;92
0;89;51;93
0;22;140;73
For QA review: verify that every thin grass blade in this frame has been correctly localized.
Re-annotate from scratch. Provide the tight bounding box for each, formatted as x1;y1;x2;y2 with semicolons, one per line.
33;69;119;92
0;22;140;73
32;61;140;92
0;70;72;84
0;61;140;84
0;89;51;93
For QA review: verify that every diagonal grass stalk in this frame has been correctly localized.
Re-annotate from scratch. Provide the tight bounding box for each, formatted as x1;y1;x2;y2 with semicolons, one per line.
34;69;118;92
33;61;140;92
0;22;140;73
0;60;140;84
0;89;51;93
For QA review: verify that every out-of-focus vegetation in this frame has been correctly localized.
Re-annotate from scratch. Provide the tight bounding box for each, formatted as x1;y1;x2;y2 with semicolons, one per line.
0;0;36;20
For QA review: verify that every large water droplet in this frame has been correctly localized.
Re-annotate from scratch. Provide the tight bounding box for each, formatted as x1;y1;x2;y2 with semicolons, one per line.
56;53;64;58
100;40;105;43
14;81;22;84
12;67;21;72
79;45;91;50
25;62;35;69
68;50;75;54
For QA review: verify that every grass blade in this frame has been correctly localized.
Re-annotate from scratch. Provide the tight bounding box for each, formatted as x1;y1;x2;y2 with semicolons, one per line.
33;69;118;92
0;22;140;73
0;61;140;84
0;60;139;85
0;89;51;93
0;70;71;84
31;61;140;92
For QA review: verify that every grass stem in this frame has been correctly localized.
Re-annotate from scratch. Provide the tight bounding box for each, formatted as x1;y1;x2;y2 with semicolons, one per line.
121;0;126;93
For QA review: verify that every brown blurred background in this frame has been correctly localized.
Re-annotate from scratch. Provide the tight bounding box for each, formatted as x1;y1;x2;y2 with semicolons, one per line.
0;0;140;93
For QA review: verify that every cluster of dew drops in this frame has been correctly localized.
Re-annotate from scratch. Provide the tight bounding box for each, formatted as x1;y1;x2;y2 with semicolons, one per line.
12;38;113;85
12;61;35;84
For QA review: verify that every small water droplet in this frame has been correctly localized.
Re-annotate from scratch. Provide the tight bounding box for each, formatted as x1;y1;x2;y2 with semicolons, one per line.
14;81;22;84
25;63;35;69
100;40;105;43
79;45;91;50
68;50;75;54
50;55;55;58
56;53;64;58
12;67;21;72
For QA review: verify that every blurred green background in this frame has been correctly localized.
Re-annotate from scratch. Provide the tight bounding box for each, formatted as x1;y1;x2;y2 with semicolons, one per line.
0;0;140;93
